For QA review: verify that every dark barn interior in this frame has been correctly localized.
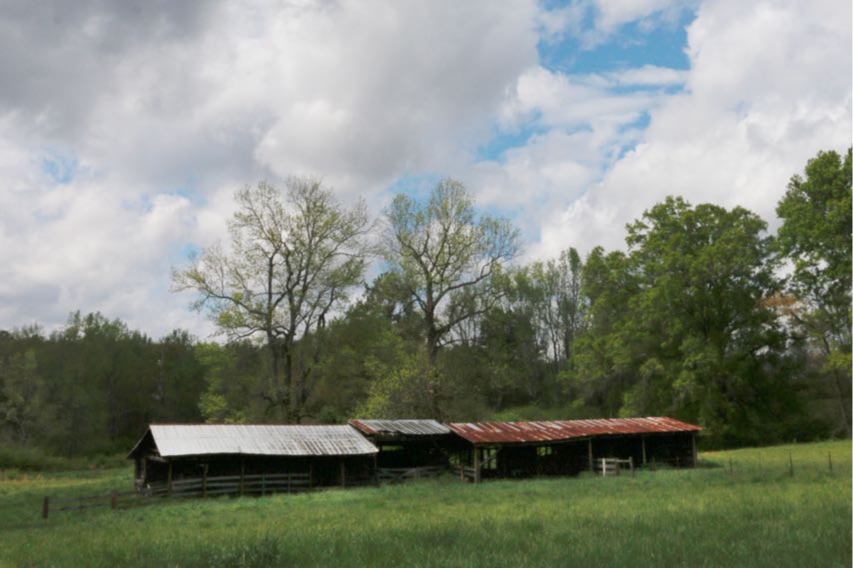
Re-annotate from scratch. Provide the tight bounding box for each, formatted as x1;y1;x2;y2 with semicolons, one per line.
127;424;379;489
128;417;701;492
447;418;701;482
349;419;456;469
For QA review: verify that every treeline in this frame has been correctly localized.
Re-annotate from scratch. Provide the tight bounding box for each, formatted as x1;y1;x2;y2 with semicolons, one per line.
0;149;849;457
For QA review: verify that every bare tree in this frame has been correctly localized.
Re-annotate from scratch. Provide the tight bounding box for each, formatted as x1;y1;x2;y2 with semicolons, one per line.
383;179;520;366
172;178;371;422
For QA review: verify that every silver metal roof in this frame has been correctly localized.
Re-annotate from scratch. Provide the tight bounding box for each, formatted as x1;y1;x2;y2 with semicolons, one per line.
349;419;451;437
135;424;378;457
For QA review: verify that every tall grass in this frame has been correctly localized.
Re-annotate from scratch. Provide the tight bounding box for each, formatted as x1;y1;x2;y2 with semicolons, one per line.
0;440;849;568
0;445;127;474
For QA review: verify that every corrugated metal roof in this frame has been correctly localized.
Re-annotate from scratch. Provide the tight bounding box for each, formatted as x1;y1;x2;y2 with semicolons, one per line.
349;419;451;437
134;424;378;457
447;417;702;445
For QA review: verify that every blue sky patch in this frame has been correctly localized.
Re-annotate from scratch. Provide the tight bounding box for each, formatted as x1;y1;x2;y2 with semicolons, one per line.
476;115;549;163
538;5;696;75
41;152;78;184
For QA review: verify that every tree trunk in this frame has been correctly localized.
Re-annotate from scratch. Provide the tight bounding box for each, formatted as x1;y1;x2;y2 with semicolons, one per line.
831;368;852;437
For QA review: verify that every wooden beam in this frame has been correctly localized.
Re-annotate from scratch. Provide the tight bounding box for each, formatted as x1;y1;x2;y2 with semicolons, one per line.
691;433;698;467
588;439;594;473
202;464;208;498
473;447;481;484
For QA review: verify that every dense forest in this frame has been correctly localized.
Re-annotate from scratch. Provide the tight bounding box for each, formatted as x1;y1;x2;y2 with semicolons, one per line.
1;148;849;458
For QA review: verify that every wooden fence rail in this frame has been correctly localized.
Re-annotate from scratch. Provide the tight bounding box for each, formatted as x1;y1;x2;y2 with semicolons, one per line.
450;464;478;483
42;472;312;519
377;466;445;484
596;457;634;477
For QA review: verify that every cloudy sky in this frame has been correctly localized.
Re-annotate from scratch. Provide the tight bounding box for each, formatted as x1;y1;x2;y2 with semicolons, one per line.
0;0;850;338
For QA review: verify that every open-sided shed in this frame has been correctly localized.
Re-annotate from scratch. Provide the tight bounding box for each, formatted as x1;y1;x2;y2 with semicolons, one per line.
127;424;378;490
447;417;701;482
349;419;456;470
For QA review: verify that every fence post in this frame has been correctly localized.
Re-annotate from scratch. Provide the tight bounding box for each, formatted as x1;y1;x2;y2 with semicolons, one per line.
261;474;266;496
167;463;173;498
42;496;50;519
728;458;733;476
828;452;833;474
110;490;118;511
630;457;635;478
202;465;208;499
788;452;794;477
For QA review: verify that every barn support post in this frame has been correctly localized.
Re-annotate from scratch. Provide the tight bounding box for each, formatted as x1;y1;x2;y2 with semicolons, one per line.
373;454;379;486
691;433;698;467
42;496;49;519
587;439;594;473
473;447;481;483
309;462;314;489
641;436;647;466
340;461;346;488
240;457;245;496
202;464;208;498
167;462;173;497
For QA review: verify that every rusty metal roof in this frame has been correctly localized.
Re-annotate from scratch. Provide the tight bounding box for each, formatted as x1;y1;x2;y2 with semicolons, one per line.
349;419;451;437
130;424;378;458
447;417;702;445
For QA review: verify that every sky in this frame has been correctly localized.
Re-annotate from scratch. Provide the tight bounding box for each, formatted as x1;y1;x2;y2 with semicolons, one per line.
0;0;850;339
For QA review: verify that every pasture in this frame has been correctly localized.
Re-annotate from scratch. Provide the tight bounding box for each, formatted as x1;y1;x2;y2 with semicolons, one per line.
0;440;850;568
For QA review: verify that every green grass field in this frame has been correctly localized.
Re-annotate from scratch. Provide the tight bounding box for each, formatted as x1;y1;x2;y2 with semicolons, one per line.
1;440;850;568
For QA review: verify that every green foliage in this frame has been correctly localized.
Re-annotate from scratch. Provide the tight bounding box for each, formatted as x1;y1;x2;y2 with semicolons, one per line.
776;148;852;325
356;346;442;419
0;314;207;457
572;197;803;446
775;148;852;436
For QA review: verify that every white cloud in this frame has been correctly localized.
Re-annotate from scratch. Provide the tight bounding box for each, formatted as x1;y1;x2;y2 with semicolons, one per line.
532;0;851;259
0;0;542;336
0;0;847;338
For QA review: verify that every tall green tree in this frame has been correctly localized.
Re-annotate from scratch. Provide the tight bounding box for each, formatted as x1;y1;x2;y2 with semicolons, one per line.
776;148;852;436
575;197;798;445
173;178;371;422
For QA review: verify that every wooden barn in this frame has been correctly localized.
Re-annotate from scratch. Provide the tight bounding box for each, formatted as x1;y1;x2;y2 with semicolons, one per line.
127;424;379;492
446;417;701;482
349;419;458;481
